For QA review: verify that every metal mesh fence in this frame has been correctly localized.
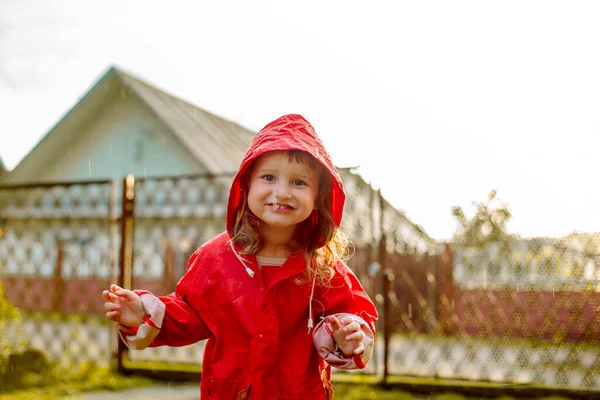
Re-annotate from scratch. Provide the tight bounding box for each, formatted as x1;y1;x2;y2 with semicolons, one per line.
3;172;600;395
0;180;117;372
382;205;600;392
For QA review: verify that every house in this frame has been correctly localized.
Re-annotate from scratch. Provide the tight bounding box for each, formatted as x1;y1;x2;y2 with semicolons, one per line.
2;66;255;185
0;66;438;313
1;65;436;248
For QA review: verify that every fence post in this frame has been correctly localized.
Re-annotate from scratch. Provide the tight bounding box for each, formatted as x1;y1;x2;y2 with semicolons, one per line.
377;188;390;386
382;265;395;388
117;175;135;373
379;230;392;388
164;241;175;293
436;244;455;335
52;240;64;312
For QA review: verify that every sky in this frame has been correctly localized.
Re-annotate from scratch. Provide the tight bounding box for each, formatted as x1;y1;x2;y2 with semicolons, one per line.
0;0;598;241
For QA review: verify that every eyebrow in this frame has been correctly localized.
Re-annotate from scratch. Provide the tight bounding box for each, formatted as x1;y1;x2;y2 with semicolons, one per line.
254;167;314;182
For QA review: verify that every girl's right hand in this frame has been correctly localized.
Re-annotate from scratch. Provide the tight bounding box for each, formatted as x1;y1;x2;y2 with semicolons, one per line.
102;284;145;327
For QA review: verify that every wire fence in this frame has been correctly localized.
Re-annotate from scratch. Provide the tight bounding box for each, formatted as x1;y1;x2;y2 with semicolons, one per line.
0;180;118;373
1;174;599;396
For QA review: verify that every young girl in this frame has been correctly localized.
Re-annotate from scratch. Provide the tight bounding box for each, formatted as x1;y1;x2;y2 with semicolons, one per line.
102;114;378;400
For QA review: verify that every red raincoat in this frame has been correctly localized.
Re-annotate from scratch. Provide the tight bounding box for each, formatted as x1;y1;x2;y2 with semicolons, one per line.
142;114;378;399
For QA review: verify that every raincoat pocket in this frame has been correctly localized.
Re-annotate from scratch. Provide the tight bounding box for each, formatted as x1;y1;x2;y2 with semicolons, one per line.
208;378;250;400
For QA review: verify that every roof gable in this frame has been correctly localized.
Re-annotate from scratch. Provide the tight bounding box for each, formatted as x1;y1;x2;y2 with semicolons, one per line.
8;66;256;181
114;69;256;174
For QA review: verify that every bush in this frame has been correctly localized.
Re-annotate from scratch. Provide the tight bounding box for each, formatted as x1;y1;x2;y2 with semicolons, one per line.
0;349;52;392
0;276;22;357
0;278;42;393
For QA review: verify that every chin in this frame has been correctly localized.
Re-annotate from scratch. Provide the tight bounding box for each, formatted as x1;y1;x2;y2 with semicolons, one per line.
265;221;297;228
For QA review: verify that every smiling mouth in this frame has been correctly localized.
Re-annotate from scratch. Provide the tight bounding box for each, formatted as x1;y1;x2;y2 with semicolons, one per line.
268;203;294;210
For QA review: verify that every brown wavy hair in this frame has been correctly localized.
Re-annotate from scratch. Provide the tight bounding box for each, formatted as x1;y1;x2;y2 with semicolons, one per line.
230;150;352;286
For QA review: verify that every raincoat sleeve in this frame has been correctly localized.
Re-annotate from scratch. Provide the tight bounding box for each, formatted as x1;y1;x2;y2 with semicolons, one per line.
312;261;378;370
118;247;212;349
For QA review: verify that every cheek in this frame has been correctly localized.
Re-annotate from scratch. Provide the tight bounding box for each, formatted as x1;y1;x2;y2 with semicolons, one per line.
311;190;320;207
246;186;262;210
247;182;264;198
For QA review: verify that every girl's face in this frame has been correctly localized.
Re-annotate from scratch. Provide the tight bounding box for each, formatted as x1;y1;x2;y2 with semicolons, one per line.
247;151;319;233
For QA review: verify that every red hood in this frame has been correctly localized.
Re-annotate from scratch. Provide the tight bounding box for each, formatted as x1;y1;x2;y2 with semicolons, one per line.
226;114;345;240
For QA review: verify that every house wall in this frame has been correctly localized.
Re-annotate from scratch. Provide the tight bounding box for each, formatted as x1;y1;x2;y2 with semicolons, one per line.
32;93;207;183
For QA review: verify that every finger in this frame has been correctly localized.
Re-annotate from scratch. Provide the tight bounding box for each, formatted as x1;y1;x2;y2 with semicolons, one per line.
102;290;119;301
353;342;365;355
328;315;342;331
104;302;120;312
111;285;138;302
340;322;360;337
110;284;129;297
339;317;354;326
345;330;365;342
105;311;119;322
103;291;119;303
347;321;361;333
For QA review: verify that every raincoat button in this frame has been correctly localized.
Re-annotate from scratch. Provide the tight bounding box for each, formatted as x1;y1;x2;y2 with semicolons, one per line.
238;390;248;399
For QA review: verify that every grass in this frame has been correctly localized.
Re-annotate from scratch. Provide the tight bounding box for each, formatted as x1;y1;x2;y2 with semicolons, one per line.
0;364;154;400
0;376;579;400
322;382;574;399
0;368;581;400
0;350;584;400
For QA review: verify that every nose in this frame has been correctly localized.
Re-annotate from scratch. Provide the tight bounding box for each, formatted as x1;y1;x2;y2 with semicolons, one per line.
274;182;292;199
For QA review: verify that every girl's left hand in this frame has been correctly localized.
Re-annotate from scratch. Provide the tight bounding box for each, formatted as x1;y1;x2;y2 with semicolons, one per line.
328;315;365;356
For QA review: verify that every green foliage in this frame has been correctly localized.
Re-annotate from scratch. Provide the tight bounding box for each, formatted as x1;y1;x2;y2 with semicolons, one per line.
0;349;52;392
0;282;61;395
0;280;17;321
451;189;514;247
0;278;26;383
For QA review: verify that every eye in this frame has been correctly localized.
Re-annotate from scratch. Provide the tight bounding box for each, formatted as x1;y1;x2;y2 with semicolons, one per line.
261;175;275;182
292;179;307;186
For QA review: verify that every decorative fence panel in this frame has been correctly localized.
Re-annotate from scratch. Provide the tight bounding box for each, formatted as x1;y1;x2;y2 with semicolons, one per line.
0;180;117;372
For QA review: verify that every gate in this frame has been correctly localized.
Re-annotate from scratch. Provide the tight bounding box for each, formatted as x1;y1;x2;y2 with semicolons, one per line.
116;173;232;375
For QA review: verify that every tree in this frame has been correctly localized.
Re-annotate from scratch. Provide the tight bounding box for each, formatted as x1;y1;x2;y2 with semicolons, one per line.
451;190;513;247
